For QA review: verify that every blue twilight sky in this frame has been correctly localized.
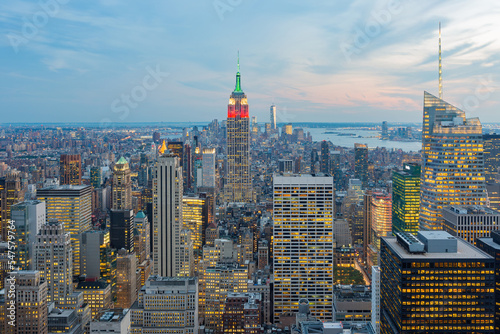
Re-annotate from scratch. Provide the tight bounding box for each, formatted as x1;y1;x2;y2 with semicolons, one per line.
0;0;499;124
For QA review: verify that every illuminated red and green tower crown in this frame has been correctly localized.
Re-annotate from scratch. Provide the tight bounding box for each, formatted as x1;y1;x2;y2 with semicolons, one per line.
228;53;249;118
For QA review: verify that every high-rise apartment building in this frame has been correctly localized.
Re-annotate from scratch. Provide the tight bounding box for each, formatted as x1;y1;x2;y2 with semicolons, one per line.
130;276;198;334
354;143;368;187
420;92;486;230
225;58;252;203
34;221;72;304
273;174;334;322
112;157;132;210
380;231;495;333
37;185;92;277
222;292;262;334
153;153;184;277
392;164;420;235
11;200;45;270
60;154;82;186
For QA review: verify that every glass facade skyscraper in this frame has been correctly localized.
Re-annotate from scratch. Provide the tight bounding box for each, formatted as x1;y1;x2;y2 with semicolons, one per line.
354;143;368;187
419;91;486;230
392;163;420;235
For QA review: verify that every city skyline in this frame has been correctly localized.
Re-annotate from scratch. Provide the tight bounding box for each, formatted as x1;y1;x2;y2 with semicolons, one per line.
1;1;499;124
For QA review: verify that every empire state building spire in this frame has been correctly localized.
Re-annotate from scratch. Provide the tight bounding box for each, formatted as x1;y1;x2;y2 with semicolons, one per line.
234;51;242;93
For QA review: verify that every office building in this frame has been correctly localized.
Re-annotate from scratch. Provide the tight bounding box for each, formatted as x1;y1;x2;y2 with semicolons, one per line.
109;209;134;253
1;170;24;241
37;185;92;277
225;57;252;203
134;211;150;264
381;121;388;140
34;221;72;304
91;309;130;334
354;144;368;187
152;153;184;277
420;91;487;230
371;192;392;251
270;104;277;130
332;285;371;324
278;159;293;174
273;174;334;322
202;148;216;188
182;195;208;263
392;164;420;235
320;141;330;174
8;270;48;334
380;231;495;333
362;190;373;265
484;134;500;184
47;306;82;334
10;200;45;270
130;276;198;334
75;281;113;319
477;230;500;332
112;157;132;210
442;205;500;245
116;249;137;309
257;240;268;270
371;266;381;334
60;154;81;186
90;166;102;189
487;183;500;211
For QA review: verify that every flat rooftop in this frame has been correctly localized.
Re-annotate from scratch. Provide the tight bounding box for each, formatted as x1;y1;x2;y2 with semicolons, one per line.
383;235;492;260
445;205;500;215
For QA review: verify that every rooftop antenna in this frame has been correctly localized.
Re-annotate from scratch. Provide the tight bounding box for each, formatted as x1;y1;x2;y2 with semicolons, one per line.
237;50;240;73
439;22;443;99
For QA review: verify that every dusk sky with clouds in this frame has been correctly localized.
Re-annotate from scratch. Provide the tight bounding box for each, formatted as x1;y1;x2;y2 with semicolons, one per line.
1;0;499;124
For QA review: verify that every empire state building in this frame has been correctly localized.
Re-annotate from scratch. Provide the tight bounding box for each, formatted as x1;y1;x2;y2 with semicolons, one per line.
225;56;252;203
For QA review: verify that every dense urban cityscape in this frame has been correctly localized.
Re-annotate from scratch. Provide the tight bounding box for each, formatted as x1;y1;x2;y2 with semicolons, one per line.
2;2;500;334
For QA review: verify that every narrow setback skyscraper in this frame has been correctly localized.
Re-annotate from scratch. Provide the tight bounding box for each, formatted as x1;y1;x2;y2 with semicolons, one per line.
225;55;252;203
152;153;184;277
419;92;486;230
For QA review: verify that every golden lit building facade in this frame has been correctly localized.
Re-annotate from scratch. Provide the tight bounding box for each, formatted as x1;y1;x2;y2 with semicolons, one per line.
75;281;113;319
112;157;132;210
59;154;82;186
37;185;92;277
182;195;207;264
273;174;334;322
371;192;392;251
420;91;487;230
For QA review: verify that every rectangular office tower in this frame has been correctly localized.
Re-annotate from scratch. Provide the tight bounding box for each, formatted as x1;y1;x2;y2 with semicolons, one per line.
153;153;184;277
483;134;500;184
225;60;252;203
420;92;487;230
59;154;82;186
380;231;495;333
273;174;334;322
37;185;92;277
392;164;420;235
354;143;368;187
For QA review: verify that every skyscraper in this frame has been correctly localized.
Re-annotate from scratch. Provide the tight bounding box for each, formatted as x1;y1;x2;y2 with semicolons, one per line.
371;192;392;251
392;163;420;235
202;148;216;188
354;143;368;187
419;92;486;230
37;185;92;277
483;134;500;183
11;200;46;270
34;221;72;304
112;157;132;210
59;154;82;186
380;231;495;333
90;166;102;189
115;249;137;309
109;209;134;253
153;153;184;277
182;195;208;264
1;170;24;241
270;104;277;130
273;174;334;322
320;141;330;174
225;56;252;203
381;121;388;140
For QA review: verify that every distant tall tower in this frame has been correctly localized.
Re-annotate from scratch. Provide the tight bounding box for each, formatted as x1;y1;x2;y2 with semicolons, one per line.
225;53;252;203
320;141;330;173
419;92;486;230
381;121;389;140
1;170;24;241
152;153;184;277
34;221;72;304
59;154;81;185
202;148;216;188
270;104;277;130
112;157;132;210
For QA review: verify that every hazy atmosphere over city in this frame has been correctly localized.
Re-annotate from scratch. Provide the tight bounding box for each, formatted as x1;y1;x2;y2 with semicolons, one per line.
1;0;499;123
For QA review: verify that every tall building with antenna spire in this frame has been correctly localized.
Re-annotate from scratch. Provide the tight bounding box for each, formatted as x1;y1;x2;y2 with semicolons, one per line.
225;53;252;203
419;24;486;230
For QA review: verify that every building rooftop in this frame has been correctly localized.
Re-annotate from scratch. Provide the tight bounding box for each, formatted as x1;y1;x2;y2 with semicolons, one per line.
94;309;129;322
382;234;492;260
445;205;500;215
